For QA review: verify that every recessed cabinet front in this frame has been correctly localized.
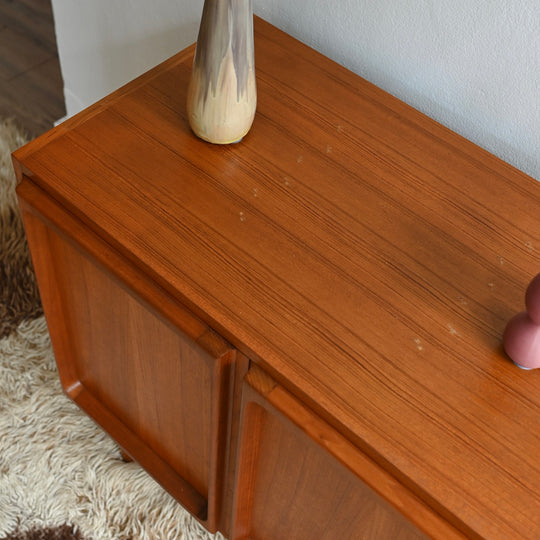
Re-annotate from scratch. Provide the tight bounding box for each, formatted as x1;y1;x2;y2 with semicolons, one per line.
232;366;465;540
17;179;236;532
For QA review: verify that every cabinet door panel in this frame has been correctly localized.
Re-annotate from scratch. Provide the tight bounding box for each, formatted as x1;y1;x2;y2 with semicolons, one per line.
50;233;215;498
232;366;465;540
18;179;236;531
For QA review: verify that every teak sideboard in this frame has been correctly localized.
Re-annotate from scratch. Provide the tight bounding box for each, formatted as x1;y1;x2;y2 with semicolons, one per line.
13;17;540;540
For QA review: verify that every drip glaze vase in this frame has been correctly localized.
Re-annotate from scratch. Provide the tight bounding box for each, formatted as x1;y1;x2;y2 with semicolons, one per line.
187;0;257;144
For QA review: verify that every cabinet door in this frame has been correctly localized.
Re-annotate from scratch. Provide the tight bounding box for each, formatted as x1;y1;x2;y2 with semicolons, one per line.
232;366;466;540
17;178;240;533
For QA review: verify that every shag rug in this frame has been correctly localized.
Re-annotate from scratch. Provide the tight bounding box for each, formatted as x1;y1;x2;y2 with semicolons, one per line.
0;119;221;540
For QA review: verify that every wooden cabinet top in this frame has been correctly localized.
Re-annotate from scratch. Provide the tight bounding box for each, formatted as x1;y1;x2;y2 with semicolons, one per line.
14;17;540;539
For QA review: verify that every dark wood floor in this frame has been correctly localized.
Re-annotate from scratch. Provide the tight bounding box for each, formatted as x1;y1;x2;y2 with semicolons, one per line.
0;0;65;137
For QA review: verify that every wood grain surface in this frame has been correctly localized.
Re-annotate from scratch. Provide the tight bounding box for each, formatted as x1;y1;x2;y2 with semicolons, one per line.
15;17;540;539
17;181;240;530
232;365;462;539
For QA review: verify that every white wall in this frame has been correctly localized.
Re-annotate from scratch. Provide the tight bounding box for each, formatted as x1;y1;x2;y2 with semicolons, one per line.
51;0;540;181
50;0;201;115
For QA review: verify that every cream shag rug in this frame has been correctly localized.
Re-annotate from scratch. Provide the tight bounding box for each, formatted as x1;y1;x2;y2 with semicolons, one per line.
0;119;222;540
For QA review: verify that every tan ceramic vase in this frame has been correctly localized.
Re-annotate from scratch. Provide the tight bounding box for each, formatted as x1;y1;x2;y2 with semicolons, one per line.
187;0;257;144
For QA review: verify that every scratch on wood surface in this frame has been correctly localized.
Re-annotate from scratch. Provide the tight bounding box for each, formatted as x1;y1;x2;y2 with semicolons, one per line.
447;323;459;336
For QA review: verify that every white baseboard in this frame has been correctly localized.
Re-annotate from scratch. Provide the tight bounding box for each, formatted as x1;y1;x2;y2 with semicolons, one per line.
54;115;70;127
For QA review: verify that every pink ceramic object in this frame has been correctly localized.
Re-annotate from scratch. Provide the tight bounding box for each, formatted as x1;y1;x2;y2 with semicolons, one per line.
503;311;540;369
525;273;540;324
503;273;540;370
